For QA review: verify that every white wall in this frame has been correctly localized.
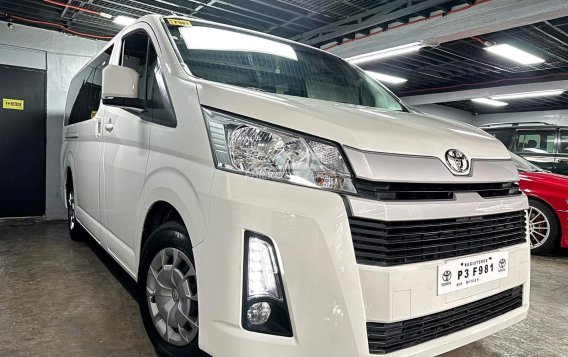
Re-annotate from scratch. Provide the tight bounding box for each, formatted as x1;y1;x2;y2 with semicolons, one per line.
0;23;107;219
413;104;475;124
474;109;568;127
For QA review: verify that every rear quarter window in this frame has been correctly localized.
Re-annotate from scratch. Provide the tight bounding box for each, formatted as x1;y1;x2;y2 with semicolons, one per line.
485;129;513;148
65;46;113;126
512;129;556;154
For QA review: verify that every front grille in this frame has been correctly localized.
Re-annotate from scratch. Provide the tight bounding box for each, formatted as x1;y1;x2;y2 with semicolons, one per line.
367;286;524;354
354;180;521;201
350;211;527;266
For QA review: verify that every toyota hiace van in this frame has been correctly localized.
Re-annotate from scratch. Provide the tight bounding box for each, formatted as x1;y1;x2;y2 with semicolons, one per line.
61;15;530;357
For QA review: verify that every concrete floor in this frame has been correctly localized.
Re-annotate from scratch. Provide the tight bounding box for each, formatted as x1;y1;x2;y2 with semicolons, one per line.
0;221;567;357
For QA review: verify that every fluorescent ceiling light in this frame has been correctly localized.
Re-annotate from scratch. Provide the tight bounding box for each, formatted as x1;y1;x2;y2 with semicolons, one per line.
366;71;407;84
491;89;564;100
346;42;422;64
179;26;298;61
484;44;544;65
471;98;509;107
113;16;136;26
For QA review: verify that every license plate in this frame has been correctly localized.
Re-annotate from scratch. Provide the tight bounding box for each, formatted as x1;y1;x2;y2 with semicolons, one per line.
437;251;509;295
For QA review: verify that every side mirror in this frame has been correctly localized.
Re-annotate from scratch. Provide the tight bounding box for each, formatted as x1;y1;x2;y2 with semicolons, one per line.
102;65;144;109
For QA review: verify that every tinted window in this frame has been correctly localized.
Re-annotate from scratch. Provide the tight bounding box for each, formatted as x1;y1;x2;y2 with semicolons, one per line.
166;22;404;111
485;129;513;148
120;31;175;125
65;46;113;125
512;130;556;154
560;131;568;154
65;71;87;126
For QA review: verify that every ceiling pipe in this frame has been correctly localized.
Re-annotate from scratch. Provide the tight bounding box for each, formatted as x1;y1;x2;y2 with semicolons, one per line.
0;11;113;39
43;0;112;19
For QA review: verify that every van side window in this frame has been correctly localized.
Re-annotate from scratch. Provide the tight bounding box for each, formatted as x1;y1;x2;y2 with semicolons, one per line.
120;31;176;126
512;130;556;154
65;46;113;125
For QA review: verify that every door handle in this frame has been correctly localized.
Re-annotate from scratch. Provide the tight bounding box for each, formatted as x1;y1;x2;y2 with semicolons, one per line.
95;116;102;137
105;123;114;132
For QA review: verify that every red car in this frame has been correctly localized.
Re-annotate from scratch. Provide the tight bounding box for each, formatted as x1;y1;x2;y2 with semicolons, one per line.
512;153;568;254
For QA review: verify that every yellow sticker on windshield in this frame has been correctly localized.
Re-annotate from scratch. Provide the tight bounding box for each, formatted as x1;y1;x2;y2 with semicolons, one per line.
167;19;192;27
3;98;24;110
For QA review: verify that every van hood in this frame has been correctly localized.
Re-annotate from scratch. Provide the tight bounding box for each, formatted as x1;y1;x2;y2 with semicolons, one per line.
196;81;510;162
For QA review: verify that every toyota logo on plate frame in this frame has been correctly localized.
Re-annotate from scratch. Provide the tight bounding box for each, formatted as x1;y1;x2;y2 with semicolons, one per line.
445;149;470;175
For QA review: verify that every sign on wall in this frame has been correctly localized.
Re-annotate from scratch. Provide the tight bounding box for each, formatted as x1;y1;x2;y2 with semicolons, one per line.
2;98;24;110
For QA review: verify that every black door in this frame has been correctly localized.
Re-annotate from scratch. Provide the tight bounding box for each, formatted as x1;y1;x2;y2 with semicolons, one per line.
0;65;46;217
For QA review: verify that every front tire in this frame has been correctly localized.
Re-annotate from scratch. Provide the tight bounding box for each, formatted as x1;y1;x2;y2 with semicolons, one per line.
528;199;560;255
67;185;85;242
138;222;206;357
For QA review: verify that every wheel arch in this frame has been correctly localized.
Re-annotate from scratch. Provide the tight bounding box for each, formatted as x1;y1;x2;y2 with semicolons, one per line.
62;152;76;208
135;168;210;278
526;195;559;223
140;201;184;256
526;194;562;245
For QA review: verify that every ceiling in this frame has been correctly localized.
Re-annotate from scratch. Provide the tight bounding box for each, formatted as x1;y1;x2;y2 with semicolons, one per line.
0;1;567;115
0;0;470;40
442;92;568;115
359;16;568;114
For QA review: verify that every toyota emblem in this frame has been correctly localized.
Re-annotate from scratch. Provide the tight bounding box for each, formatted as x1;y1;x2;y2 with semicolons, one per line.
445;149;470;175
442;270;452;282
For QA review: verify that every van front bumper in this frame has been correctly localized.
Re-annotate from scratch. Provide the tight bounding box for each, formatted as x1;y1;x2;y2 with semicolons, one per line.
194;171;530;357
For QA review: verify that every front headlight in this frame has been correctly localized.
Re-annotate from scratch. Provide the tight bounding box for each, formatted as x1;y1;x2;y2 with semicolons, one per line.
204;108;356;193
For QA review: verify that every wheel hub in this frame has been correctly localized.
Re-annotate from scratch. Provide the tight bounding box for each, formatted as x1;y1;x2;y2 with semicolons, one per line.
68;191;76;230
528;206;550;249
146;247;198;346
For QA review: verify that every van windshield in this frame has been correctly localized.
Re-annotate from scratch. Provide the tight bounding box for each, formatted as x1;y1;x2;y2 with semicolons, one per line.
165;20;405;111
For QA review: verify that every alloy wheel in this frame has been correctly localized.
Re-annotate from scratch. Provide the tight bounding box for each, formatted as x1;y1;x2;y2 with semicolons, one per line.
68;191;76;230
528;206;550;249
146;247;198;346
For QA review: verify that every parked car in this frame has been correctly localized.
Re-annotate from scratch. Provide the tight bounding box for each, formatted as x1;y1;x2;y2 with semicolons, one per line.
61;15;530;357
511;152;568;254
483;122;568;175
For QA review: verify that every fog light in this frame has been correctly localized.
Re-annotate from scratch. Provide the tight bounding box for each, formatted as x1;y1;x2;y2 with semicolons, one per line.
242;232;292;336
247;302;271;325
248;237;283;300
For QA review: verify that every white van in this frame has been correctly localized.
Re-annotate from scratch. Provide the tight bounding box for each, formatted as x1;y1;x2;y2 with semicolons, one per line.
61;15;530;357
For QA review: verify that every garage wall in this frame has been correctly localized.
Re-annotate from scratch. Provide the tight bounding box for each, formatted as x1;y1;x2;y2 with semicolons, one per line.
413;104;475;124
474;109;568;127
0;24;107;220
